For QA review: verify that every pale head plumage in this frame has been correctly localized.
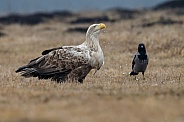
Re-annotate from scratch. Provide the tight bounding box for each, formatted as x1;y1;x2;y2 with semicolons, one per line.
82;23;106;72
80;23;106;49
86;23;106;37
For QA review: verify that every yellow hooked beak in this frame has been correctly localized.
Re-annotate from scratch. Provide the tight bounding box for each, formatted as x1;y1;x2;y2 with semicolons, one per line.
95;23;106;30
99;23;106;29
93;23;106;32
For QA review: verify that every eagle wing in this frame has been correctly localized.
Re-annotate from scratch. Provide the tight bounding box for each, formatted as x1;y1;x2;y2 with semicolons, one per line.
38;46;90;72
16;46;92;82
41;46;63;55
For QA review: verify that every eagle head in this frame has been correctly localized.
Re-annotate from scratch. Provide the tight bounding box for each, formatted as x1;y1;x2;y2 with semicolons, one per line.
86;23;106;37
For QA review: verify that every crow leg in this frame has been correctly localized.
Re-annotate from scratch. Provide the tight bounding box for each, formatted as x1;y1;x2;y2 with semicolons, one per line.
142;72;145;80
134;75;137;80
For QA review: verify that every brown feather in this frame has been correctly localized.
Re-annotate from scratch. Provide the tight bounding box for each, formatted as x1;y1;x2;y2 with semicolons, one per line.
16;23;106;83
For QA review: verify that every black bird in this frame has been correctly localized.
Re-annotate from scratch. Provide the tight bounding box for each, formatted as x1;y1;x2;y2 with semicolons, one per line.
130;43;148;80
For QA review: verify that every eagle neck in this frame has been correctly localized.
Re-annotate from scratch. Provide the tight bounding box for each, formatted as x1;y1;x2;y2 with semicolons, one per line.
85;33;100;51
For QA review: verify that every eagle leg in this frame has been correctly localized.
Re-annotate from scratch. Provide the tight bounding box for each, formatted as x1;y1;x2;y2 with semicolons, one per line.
68;65;92;83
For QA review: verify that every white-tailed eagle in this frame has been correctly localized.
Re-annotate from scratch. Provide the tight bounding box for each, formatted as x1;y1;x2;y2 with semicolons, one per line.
16;23;106;83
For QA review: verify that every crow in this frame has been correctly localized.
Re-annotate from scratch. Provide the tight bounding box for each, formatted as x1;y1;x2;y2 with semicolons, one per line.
130;43;148;80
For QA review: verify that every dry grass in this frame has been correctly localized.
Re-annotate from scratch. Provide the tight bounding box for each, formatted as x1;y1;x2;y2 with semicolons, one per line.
0;10;184;122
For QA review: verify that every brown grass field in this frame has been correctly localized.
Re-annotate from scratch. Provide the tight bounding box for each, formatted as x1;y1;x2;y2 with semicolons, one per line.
0;9;184;122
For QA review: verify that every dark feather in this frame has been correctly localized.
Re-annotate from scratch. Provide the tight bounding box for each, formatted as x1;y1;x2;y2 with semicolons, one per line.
29;57;41;64
130;43;148;79
42;46;63;55
130;71;138;76
16;47;91;83
16;65;30;73
138;54;147;61
132;55;136;70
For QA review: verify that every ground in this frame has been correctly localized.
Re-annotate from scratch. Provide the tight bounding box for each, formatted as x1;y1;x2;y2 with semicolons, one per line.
0;9;184;122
